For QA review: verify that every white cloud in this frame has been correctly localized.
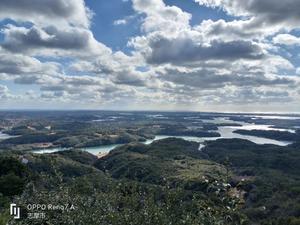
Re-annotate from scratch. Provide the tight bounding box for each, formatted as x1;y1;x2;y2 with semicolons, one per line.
0;85;9;96
273;34;300;46
0;0;92;28
113;19;127;26
132;0;191;34
0;85;19;100
195;0;300;28
195;0;300;39
0;52;60;77
0;0;299;111
1;25;111;57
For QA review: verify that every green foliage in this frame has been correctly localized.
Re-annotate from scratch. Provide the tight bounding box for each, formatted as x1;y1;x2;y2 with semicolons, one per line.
158;125;221;137
11;174;247;225
94;138;214;186
233;129;300;141
0;173;25;196
0;157;29;197
2;140;248;225
0;211;10;225
0;133;63;145
204;138;300;224
0;157;28;177
1;137;300;224
56;150;98;165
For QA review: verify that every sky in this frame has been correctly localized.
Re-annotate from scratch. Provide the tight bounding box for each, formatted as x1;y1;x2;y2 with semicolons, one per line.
0;0;300;113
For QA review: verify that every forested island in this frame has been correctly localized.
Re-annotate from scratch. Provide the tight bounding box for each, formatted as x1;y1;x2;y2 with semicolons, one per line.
233;129;300;142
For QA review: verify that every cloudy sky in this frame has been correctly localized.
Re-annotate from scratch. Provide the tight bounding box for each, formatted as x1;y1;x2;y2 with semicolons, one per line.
0;0;299;112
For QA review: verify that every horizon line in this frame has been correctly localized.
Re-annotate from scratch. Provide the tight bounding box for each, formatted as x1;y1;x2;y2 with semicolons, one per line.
0;109;299;115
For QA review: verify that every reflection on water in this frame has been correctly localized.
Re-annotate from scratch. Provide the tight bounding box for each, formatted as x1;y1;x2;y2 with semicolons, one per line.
33;148;69;154
81;144;122;155
249;115;300;120
0;131;14;140
33;144;122;155
146;121;293;150
236;124;295;133
201;117;238;124
150;128;291;150
33;117;295;155
216;127;292;146
149;135;218;143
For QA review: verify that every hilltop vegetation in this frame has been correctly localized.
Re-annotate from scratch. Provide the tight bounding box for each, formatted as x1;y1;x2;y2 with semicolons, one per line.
0;139;246;225
0;137;299;224
203;139;300;224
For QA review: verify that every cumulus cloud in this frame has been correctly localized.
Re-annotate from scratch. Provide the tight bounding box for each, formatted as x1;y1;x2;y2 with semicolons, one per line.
1;25;111;56
145;37;264;65
160;67;295;90
69;50;149;87
0;0;111;58
0;0;299;111
0;52;59;76
130;0;265;67
0;85;19;100
195;19;277;42
132;0;191;33
273;34;300;46
0;0;92;28
195;0;300;28
0;85;9;97
194;0;300;43
217;88;293;104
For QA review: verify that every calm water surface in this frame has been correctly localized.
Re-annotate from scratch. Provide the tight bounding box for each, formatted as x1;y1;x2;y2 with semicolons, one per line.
0;131;15;140
33;118;294;155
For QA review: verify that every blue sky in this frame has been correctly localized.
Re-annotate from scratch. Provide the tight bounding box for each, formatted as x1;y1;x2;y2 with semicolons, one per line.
85;0;139;52
0;0;299;112
84;0;234;52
